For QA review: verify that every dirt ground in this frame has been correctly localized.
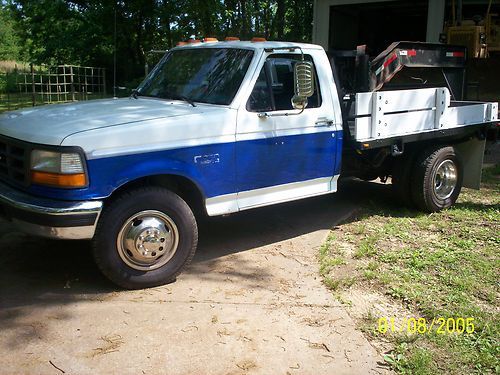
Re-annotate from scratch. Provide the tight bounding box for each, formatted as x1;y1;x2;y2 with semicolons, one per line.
0;182;391;375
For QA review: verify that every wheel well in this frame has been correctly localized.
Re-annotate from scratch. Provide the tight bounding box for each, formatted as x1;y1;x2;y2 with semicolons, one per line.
107;175;207;217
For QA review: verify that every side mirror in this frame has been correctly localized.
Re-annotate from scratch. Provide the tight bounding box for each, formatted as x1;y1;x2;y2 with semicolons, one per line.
292;61;314;110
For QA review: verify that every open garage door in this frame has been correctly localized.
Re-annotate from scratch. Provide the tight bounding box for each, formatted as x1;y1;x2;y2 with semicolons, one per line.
329;1;428;55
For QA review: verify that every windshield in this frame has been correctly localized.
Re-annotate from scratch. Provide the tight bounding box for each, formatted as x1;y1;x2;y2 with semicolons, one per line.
137;48;254;105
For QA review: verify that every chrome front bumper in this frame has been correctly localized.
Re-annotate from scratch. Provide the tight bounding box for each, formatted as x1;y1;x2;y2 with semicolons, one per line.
0;181;103;239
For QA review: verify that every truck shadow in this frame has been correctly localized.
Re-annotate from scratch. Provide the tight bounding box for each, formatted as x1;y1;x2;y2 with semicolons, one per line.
192;179;394;261
0;179;399;297
0;178;399;345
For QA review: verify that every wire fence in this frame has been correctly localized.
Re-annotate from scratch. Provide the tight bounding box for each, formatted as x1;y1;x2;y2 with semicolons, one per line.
0;63;107;112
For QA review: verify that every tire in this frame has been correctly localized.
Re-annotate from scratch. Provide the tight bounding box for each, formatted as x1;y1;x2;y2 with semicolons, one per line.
391;152;416;208
411;146;463;212
92;187;198;289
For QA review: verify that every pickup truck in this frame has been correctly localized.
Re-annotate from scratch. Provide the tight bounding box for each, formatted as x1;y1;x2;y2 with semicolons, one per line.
0;40;497;289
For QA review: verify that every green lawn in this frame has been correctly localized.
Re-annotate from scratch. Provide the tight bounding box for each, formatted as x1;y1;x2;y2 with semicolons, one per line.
320;165;499;374
0;92;35;112
0;92;111;113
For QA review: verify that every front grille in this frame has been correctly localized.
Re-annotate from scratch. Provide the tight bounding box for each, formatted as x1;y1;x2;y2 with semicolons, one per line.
0;135;29;186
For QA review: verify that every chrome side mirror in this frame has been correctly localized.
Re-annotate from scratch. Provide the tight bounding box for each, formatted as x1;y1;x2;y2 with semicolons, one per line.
292;61;314;110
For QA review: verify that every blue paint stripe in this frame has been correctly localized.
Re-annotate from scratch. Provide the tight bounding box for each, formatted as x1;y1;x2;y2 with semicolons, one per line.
26;131;342;201
236;131;339;192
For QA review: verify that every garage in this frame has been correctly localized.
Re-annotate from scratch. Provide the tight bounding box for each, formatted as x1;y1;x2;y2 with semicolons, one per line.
313;0;500;102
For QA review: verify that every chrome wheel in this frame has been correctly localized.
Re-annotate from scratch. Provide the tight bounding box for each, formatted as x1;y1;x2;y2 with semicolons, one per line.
117;210;179;271
432;159;457;200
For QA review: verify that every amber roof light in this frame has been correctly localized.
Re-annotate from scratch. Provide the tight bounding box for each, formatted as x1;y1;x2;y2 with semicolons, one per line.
251;37;267;42
225;37;240;41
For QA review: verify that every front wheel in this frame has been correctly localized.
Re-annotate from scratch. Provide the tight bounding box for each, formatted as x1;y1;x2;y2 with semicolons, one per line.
411;146;463;212
92;187;198;289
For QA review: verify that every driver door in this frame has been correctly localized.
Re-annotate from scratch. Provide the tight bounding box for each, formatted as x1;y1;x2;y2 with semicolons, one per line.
235;53;338;210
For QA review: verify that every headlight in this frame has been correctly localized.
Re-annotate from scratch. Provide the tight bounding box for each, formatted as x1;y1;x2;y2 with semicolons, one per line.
30;150;87;188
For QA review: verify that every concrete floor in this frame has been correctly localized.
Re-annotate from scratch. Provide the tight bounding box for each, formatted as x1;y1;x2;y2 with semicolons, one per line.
0;181;391;375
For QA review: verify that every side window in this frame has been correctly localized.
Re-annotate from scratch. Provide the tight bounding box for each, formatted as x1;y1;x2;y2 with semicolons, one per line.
247;54;322;112
247;65;273;112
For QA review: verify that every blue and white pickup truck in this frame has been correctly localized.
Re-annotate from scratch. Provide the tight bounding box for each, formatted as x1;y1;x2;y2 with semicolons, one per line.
0;40;497;288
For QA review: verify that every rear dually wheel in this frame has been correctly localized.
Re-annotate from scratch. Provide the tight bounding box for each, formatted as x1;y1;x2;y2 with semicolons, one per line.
411;146;463;212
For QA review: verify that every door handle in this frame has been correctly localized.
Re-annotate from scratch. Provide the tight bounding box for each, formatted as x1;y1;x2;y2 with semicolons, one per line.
315;118;334;127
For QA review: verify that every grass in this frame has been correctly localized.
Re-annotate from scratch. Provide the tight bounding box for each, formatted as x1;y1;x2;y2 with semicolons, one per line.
0;92;110;113
0;60;31;73
319;164;500;374
0;92;36;112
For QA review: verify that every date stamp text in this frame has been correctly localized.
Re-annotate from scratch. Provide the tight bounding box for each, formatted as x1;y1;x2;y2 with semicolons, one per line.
377;317;475;335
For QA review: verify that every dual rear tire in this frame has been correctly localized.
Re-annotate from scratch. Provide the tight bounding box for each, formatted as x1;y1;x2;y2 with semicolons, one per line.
392;146;463;212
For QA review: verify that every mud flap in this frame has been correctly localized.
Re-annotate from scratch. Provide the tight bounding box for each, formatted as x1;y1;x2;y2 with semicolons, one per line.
455;138;486;190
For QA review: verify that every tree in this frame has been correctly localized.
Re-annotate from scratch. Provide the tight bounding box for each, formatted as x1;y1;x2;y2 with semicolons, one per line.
0;4;23;60
2;0;315;85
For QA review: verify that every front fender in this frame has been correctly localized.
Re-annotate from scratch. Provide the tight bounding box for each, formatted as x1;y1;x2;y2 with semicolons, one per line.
90;153;208;198
28;141;236;201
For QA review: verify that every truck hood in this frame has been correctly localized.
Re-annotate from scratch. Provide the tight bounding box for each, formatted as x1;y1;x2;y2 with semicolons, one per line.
0;98;226;145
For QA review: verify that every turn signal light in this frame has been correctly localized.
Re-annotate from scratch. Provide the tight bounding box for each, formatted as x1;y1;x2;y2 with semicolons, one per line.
32;171;87;188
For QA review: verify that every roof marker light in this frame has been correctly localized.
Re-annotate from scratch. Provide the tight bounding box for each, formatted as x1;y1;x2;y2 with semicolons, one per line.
187;39;201;44
251;37;267;42
225;37;240;41
176;41;187;46
204;37;218;42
